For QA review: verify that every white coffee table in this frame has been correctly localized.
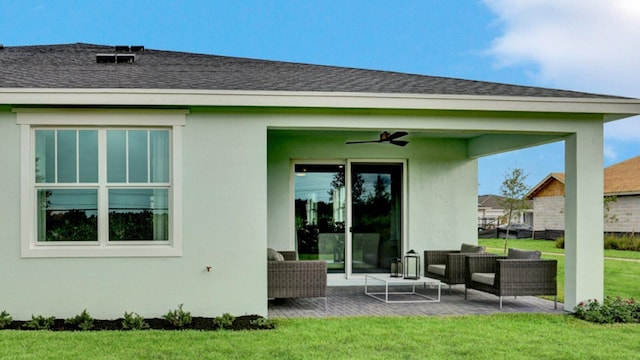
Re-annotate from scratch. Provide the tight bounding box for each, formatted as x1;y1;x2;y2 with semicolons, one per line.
364;274;442;303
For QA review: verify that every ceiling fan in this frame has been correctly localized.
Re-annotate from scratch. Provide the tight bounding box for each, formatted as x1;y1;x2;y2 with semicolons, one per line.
346;131;409;147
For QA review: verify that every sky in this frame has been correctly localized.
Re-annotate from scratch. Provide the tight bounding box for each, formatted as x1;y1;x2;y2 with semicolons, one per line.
1;0;639;194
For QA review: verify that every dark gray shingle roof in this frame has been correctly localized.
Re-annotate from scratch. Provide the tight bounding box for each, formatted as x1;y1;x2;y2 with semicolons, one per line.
0;43;626;99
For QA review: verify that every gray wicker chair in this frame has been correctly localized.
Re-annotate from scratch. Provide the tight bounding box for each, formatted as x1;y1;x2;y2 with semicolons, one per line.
424;244;486;293
464;254;558;309
267;251;327;309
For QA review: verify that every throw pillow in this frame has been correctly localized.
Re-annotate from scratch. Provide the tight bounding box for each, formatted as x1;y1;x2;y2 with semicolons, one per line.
507;248;541;259
267;248;285;261
460;243;485;253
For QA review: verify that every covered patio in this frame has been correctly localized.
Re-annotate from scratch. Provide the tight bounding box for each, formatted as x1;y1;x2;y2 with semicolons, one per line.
268;286;562;318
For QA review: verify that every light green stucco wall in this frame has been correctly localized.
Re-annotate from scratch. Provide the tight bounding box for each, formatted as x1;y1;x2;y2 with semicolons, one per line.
0;111;268;320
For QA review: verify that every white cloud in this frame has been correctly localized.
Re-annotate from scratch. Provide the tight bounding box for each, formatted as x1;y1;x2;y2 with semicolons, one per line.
483;0;640;97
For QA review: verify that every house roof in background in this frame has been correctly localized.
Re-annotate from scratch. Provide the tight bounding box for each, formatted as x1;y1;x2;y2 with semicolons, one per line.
528;157;640;198
478;194;507;209
0;43;630;98
604;156;640;195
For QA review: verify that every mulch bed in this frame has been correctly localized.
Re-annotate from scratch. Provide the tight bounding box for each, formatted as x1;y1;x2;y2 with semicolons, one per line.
3;315;273;331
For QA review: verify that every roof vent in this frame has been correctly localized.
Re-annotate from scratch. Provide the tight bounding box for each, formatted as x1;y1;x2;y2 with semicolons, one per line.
114;45;145;52
96;53;116;63
96;53;136;64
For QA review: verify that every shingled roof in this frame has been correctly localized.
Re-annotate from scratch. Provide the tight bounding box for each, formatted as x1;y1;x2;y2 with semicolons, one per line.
528;157;640;198
0;43;627;98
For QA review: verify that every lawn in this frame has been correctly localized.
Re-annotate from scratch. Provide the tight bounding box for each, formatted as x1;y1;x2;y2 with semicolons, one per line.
1;315;639;359
479;238;640;302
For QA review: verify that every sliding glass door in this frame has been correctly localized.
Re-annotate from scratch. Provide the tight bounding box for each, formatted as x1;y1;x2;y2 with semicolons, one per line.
350;163;403;273
294;164;346;273
293;161;404;276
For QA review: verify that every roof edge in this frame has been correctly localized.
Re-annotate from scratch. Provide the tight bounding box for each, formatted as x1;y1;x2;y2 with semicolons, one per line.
3;88;640;114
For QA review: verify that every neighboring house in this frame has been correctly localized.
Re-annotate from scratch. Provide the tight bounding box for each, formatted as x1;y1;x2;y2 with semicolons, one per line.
528;156;640;234
477;194;532;230
1;43;640;317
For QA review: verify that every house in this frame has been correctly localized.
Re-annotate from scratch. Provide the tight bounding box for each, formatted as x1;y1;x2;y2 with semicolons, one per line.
528;156;640;235
1;43;639;318
477;194;532;230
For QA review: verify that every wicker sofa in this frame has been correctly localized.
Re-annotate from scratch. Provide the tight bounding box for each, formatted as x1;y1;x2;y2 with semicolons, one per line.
424;243;486;293
464;249;558;309
267;250;327;309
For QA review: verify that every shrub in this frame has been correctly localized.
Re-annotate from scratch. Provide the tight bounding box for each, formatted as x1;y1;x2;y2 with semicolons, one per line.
122;311;149;330
0;310;12;329
574;296;640;324
163;304;192;328
213;313;235;330
250;317;276;329
24;315;55;330
65;309;95;331
555;236;564;249
604;234;640;251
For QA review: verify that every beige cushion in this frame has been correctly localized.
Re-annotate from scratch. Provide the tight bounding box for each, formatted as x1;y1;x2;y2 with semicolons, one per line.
471;272;495;286
267;248;285;261
427;264;446;276
460;243;485;253
508;248;541;259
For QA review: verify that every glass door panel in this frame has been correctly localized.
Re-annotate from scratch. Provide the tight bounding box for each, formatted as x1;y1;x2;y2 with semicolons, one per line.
350;163;403;273
294;164;346;273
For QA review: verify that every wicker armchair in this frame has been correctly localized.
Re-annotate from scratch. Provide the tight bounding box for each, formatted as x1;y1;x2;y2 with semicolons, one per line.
267;251;327;309
424;244;486;293
464;253;558;309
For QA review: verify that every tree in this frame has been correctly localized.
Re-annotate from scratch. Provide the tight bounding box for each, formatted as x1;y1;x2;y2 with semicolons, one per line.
498;168;530;254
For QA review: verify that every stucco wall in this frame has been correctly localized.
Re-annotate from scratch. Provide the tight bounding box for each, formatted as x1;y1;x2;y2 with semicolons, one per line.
0;110;268;320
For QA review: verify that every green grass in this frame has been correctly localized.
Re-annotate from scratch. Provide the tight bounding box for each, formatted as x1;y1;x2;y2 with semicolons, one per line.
1;315;639;359
479;238;640;303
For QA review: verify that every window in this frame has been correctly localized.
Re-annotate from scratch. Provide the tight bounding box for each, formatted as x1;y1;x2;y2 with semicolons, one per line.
18;110;185;257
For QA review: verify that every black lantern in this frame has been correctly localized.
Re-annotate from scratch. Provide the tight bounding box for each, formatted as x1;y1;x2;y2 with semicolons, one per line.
390;258;402;278
403;249;420;280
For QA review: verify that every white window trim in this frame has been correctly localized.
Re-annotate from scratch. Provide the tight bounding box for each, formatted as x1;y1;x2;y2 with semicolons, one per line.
17;109;186;258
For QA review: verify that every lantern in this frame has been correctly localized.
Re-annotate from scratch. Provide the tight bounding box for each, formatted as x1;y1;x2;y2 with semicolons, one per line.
403;249;420;280
390;258;402;278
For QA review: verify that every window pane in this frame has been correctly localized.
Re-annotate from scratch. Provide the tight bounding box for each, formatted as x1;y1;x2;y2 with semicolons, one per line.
107;130;126;182
128;130;148;183
57;130;77;183
37;189;98;242
78;130;98;183
150;130;170;183
109;189;169;241
35;130;55;183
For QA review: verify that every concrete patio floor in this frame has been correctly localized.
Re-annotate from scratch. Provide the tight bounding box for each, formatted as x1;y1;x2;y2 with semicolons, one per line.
268;285;564;318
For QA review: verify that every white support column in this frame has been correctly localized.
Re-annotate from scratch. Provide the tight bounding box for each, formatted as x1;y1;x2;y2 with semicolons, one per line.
564;127;604;311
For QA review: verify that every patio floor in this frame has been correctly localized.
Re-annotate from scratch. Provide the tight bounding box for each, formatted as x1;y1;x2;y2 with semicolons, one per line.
268;285;564;318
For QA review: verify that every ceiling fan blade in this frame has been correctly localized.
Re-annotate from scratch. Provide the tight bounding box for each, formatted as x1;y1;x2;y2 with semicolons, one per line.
345;140;381;144
383;131;409;141
390;140;409;147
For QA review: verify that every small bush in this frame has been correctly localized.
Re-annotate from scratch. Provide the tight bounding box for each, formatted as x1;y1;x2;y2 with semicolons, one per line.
24;315;55;330
213;313;235;330
65;309;95;331
574;296;640;324
250;317;276;329
122;311;149;330
555;236;564;249
0;310;12;329
604;234;640;251
163;304;192;328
